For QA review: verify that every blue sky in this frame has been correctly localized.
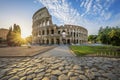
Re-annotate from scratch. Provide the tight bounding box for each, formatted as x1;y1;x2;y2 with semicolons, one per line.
0;0;120;38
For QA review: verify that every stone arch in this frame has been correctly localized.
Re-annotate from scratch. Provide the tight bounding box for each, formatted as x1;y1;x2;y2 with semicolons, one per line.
51;29;54;34
51;39;54;44
56;38;60;45
47;29;49;35
39;31;41;35
67;39;70;44
47;39;49;44
42;39;44;44
42;30;44;35
58;31;60;34
47;20;49;25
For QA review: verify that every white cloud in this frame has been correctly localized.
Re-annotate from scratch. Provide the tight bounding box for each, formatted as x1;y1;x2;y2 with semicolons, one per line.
36;0;118;35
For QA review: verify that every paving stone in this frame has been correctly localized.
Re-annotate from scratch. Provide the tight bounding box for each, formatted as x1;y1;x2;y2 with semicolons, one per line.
42;77;49;80
86;63;93;67
79;75;88;80
36;72;45;77
91;68;97;72
46;69;52;73
92;72;101;77
97;77;109;80
102;73;118;80
1;75;14;80
51;70;62;76
50;75;58;80
58;74;69;80
9;76;19;80
68;72;74;77
45;73;51;77
26;75;33;80
33;78;42;80
85;70;95;80
62;70;69;74
38;65;46;69
73;65;81;70
70;76;80;80
20;76;26;80
26;70;34;75
59;67;64;71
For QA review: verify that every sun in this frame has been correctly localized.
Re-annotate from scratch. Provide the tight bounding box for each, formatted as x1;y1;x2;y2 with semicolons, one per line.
21;34;28;39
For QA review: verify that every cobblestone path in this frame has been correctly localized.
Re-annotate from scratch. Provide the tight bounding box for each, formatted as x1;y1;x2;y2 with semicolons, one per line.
0;46;120;80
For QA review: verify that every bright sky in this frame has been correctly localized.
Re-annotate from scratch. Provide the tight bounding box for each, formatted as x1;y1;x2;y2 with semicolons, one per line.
0;0;120;38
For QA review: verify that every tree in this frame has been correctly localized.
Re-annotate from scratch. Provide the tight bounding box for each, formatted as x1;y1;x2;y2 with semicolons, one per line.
98;26;120;46
7;24;22;46
98;26;111;44
12;24;22;46
7;27;13;46
88;35;98;43
109;29;120;46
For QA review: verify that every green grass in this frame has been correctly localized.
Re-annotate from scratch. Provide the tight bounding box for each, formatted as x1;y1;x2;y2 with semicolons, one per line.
70;45;120;56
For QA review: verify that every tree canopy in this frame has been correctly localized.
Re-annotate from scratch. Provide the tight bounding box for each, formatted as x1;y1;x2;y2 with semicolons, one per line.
7;24;22;46
97;26;120;46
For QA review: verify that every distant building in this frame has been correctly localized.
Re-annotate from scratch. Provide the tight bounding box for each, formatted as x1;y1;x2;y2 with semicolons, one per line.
32;7;88;45
0;28;9;40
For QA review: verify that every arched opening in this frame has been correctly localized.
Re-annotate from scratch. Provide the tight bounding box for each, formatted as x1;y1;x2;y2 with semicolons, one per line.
47;39;49;44
51;39;54;44
51;29;54;34
77;39;78;44
42;30;44;35
74;39;75;44
58;31;60;34
42;40;44;44
39;31;41;35
47;29;49;35
67;39;70;44
39;40;41;45
62;39;66;44
56;39;60;45
74;32;75;37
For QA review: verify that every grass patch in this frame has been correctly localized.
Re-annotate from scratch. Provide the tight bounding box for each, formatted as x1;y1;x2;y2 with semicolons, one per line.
70;45;120;56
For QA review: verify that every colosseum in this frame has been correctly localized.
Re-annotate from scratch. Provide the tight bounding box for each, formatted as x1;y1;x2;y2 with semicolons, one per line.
32;7;88;45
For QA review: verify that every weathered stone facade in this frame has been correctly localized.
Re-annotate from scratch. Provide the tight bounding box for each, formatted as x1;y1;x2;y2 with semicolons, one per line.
32;7;88;45
0;28;9;40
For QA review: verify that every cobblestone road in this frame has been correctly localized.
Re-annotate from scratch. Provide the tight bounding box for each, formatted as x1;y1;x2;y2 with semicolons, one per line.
0;46;120;80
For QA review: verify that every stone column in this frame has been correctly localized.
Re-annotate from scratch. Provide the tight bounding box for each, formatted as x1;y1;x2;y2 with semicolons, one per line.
54;37;56;44
49;29;51;35
49;38;51;44
44;38;47;44
45;29;47;36
60;37;62;44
